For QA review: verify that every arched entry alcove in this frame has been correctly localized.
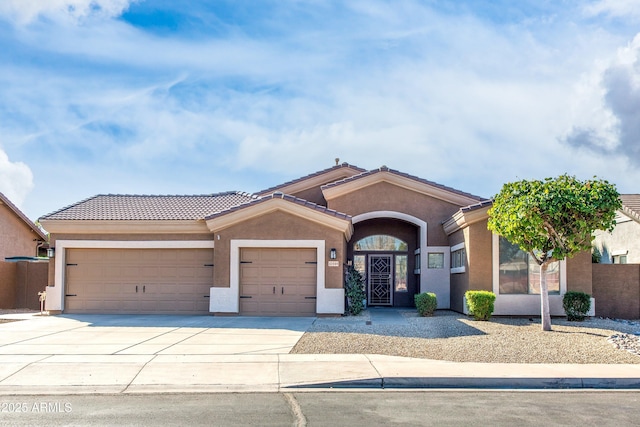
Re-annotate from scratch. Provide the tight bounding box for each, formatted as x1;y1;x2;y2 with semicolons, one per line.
349;215;421;307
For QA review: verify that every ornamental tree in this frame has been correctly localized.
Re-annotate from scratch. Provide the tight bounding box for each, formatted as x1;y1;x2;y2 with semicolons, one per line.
487;175;620;331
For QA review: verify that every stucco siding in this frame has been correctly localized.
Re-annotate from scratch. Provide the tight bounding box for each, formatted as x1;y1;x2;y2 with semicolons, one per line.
467;219;493;292
449;229;468;312
328;181;462;247
212;210;345;290
0;204;40;259
287;186;328;207
593;218;640;264
49;233;214;247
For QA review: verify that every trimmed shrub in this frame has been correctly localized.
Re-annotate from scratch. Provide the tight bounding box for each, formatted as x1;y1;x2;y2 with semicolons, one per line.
344;265;366;315
415;292;437;317
563;291;591;321
465;290;496;321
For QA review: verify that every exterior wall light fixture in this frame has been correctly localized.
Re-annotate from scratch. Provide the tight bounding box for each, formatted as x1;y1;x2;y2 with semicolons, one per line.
47;248;55;258
330;248;337;259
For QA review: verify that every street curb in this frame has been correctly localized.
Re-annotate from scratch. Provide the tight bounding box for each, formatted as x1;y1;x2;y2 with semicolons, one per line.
283;377;640;390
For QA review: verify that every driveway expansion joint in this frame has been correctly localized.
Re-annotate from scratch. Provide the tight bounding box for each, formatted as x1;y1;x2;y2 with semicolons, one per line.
121;354;158;394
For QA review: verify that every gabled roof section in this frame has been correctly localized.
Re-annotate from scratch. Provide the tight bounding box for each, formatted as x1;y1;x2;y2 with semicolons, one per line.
40;192;256;221
205;192;353;240
443;199;493;235
620;194;640;224
322;166;485;206
257;163;366;197
0;192;48;241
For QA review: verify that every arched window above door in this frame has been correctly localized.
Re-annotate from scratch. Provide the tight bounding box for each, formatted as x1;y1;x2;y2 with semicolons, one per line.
354;235;408;251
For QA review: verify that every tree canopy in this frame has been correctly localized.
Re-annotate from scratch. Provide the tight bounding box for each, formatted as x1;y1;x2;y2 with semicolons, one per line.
487;174;621;330
488;175;621;265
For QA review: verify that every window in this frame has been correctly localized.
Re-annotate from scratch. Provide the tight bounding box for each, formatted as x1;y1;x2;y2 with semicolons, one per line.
451;244;465;273
498;236;559;295
395;255;408;292
428;253;444;269
354;235;408;251
353;255;366;276
613;255;628;264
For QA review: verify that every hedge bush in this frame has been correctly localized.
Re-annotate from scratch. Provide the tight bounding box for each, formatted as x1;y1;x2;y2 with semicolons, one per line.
344;265;366;315
415;292;437;317
563;291;591;321
465;290;496;321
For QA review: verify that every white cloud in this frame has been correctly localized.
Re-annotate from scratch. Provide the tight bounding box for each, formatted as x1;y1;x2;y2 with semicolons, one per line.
0;0;135;24
563;34;640;166
0;150;34;208
584;0;640;19
3;0;640;218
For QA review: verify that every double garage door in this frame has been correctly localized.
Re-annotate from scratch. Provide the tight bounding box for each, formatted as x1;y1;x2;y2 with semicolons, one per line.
64;248;213;314
239;248;317;316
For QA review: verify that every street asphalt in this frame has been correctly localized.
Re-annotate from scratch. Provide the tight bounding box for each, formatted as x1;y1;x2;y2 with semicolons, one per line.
1;311;640;395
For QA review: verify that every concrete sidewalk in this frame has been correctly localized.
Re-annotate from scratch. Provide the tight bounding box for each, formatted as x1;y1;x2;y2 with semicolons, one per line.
1;313;640;394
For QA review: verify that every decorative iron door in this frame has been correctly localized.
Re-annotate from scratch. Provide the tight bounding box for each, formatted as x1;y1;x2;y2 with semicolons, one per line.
368;254;393;305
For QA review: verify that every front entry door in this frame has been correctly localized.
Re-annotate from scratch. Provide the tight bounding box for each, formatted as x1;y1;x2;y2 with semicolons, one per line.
368;254;393;306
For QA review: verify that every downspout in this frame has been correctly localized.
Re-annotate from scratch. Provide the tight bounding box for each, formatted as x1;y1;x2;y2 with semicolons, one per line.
35;240;45;257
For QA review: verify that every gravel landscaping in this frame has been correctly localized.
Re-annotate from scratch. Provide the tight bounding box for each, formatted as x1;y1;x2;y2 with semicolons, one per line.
291;309;640;364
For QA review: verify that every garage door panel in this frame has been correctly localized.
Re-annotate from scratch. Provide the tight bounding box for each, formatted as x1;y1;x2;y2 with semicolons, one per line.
241;284;260;296
65;248;213;314
280;301;315;315
241;248;262;262
282;283;315;297
240;267;260;282
239;248;317;316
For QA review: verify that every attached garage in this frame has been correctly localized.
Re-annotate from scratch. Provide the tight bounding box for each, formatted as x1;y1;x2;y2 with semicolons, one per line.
239;248;317;316
64;248;214;314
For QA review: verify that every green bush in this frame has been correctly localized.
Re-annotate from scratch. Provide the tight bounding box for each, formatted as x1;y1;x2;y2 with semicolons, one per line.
344;265;366;315
465;290;496;321
563;291;591;321
415;292;437;316
592;246;602;263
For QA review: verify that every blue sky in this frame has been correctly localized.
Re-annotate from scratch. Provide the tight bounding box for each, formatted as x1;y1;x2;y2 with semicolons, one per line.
1;0;639;221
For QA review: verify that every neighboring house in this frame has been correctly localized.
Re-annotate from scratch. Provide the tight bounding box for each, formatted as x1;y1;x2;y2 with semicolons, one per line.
0;192;48;260
593;195;640;264
39;164;593;316
0;192;49;309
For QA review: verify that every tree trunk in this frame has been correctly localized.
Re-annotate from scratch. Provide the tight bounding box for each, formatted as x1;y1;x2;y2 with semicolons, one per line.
540;262;551;331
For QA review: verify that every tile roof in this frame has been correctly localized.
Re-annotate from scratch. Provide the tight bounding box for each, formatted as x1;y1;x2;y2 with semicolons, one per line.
257;162;366;195
40;192;256;221
321;165;486;201
620;194;640;223
0;192;48;241
205;192;352;221
460;199;493;213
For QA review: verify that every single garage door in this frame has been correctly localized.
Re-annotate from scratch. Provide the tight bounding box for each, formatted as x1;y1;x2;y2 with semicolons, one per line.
65;248;213;314
239;248;317;316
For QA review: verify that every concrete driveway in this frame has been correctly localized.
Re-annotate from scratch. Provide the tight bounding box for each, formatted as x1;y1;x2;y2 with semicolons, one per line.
0;313;317;394
3;312;640;394
0;313;313;356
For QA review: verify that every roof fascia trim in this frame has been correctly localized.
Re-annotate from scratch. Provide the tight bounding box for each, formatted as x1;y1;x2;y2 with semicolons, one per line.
205;198;353;240
621;206;640;224
443;205;491;235
39;219;209;234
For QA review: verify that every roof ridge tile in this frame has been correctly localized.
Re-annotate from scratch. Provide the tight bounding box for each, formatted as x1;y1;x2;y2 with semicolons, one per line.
257;163;366;195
